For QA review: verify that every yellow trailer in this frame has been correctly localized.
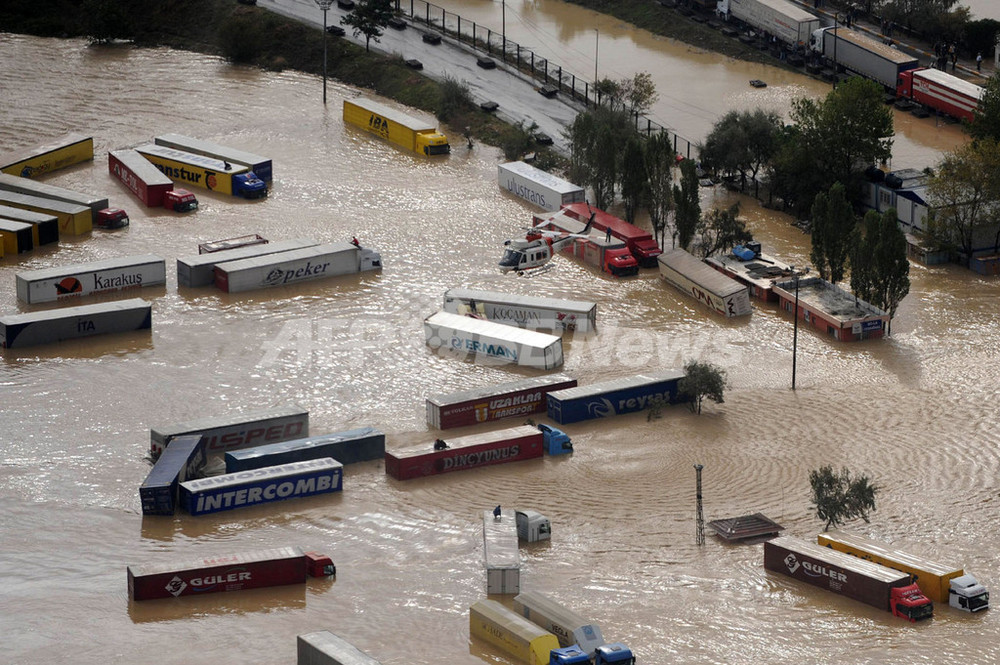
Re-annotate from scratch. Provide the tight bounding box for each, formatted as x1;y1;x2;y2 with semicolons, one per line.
818;531;989;610
0;204;59;247
470;599;560;665
343;98;450;156
0;218;33;255
0;191;90;235
0;134;94;178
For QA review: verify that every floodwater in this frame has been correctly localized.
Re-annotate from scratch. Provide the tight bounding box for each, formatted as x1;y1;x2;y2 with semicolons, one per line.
1;30;999;665
417;0;969;169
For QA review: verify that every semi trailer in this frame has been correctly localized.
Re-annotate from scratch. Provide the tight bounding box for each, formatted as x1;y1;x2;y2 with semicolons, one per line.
810;27;919;89
895;67;984;123
343;97;450;155
818;530;989;612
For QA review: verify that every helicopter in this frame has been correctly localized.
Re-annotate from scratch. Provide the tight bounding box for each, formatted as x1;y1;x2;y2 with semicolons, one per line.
498;211;595;275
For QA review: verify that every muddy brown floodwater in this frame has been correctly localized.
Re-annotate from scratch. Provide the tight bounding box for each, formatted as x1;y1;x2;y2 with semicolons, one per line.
1;31;998;665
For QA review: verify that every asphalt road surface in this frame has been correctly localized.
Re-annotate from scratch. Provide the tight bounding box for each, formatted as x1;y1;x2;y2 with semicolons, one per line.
263;0;585;153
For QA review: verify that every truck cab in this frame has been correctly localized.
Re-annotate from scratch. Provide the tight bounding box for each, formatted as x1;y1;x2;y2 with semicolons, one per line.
416;131;450;155
164;188;198;212
950;574;989;612
538;423;572;455
890;583;934;622
233;172;268;199
595;643;636;665
605;248;639;277
96;207;129;229
515;509;551;543
550;646;589;665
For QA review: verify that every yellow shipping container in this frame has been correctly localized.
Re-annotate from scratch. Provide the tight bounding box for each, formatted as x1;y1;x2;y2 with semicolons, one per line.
0;135;94;178
0;191;90;235
818;531;962;604
343;98;449;156
470;599;559;665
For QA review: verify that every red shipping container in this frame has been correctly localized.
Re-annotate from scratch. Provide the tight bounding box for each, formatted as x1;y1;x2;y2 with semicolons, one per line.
385;426;543;480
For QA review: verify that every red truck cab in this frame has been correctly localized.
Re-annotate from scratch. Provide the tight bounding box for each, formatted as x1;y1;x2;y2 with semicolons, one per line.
164;188;198;212
561;202;662;267
96;207;129;229
890;583;933;621
604;248;639;276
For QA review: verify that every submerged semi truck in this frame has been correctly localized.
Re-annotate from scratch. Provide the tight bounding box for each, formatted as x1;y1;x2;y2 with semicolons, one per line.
343;97;450;155
818;530;989;612
810;26;919;89
765;536;934;621
717;0;820;48
895;67;984;123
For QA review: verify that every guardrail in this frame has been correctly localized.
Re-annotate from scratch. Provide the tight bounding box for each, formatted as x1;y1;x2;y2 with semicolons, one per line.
396;0;698;158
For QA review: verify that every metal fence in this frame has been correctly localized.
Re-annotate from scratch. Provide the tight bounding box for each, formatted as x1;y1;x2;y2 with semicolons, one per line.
396;0;698;159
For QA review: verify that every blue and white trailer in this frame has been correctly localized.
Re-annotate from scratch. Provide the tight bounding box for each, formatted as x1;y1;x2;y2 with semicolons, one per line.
16;254;166;304
225;427;386;472
179;457;343;516
546;370;686;424
498;161;585;212
139;435;207;516
424;311;564;370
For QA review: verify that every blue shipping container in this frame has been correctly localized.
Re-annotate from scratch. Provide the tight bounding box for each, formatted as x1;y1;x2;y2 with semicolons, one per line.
139;435;207;516
180;458;343;516
224;427;385;473
546;370;686;424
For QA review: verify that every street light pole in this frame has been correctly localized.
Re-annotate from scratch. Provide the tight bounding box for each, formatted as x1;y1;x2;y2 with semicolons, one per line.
502;0;506;63
315;0;334;105
791;267;809;390
594;28;599;85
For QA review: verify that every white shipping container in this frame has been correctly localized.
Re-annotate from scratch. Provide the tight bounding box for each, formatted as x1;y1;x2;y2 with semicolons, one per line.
484;509;520;595
498;161;585;212
176;238;319;287
16;254;166;304
443;288;597;333
214;242;379;293
722;0;820;46
658;248;752;317
424;311;564;369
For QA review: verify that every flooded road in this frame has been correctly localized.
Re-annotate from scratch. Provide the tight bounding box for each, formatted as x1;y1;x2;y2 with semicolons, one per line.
1;32;999;665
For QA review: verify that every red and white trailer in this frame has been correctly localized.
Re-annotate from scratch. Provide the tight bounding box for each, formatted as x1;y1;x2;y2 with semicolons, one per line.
385;425;543;480
896;67;984;123
127;546;333;601
109;149;198;212
426;374;578;429
555;202;662;267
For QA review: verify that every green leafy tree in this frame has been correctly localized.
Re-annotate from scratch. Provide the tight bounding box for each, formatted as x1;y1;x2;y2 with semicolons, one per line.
926;138;1000;262
695;203;752;258
851;208;910;332
775;78;893;214
700;109;781;198
617;71;659;115
809;465;879;531
678;360;727;415
619;136;647;224
810;183;856;284
342;0;394;52
964;19;1000;63
673;158;700;251
218;12;266;64
565;106;633;210
436;76;472;123
643;131;675;249
970;73;1000;143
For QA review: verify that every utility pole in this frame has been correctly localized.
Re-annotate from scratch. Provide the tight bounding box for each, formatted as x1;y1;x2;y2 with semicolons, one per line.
594;28;599;85
315;0;334;105
694;464;705;546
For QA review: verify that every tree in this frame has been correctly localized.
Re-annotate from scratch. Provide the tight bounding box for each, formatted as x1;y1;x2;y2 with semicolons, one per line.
643;131;675;249
84;0;136;45
851;208;910;332
969;73;1000;143
810;183;856;284
673;158;700;251
616;71;659;115
925;138;1000;263
619;136;647;224
775;78;893;213
564;106;634;210
700;109;781;198
678;360;726;415
694;203;752;258
342;0;394;52
809;465;879;531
